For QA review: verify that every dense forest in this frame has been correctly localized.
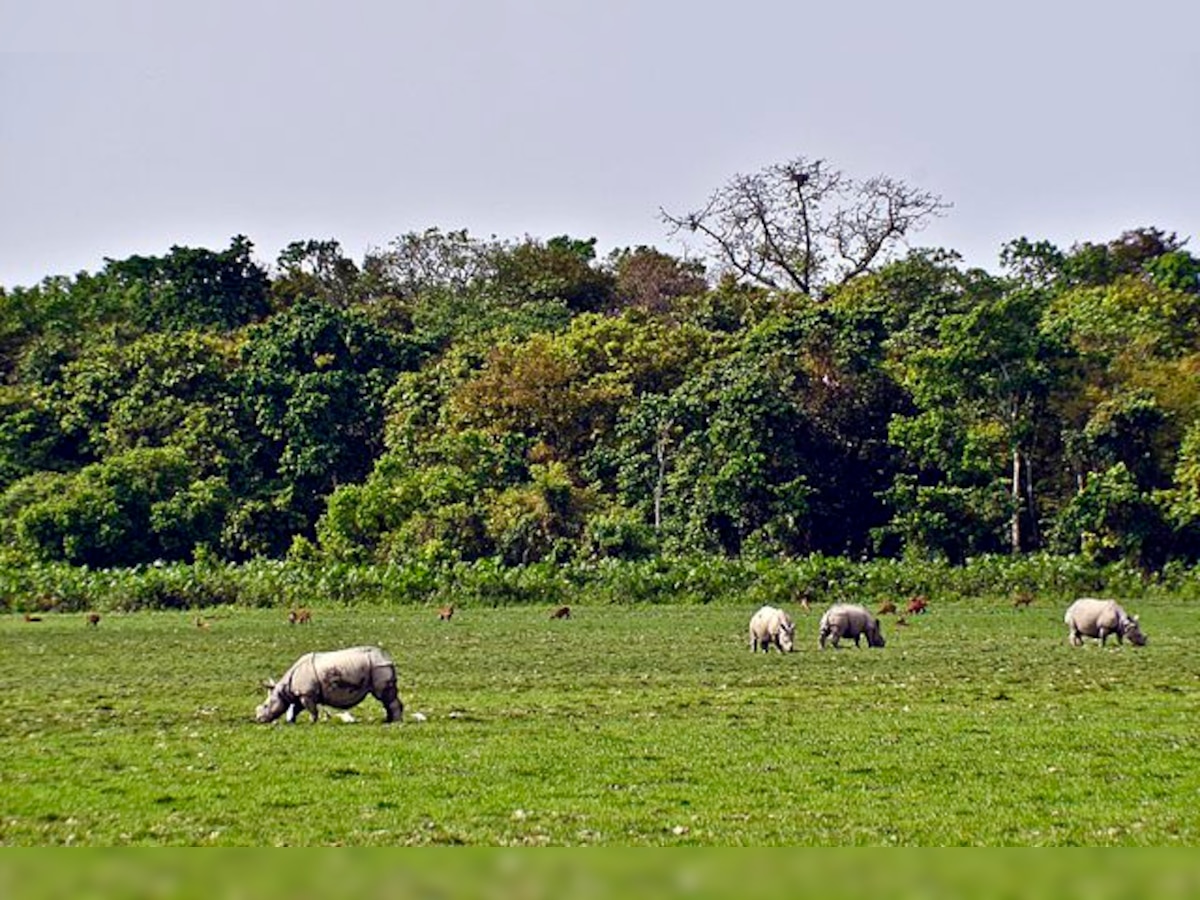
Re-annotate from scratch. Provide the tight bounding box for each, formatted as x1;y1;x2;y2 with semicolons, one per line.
3;157;1199;575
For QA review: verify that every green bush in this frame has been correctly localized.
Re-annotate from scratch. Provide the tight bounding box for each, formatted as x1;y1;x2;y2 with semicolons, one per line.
0;553;1192;615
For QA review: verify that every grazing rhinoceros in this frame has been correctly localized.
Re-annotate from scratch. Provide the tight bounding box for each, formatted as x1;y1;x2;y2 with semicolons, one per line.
256;645;403;724
1064;598;1146;647
749;605;796;653
818;603;886;649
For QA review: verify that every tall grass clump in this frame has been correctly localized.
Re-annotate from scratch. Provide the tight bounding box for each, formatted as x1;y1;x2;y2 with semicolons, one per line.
0;553;1192;614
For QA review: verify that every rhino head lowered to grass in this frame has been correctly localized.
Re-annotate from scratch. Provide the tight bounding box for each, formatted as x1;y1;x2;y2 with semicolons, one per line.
256;645;404;724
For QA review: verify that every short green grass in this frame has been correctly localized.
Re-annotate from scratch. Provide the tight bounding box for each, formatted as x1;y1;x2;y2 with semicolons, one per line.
1;599;1198;845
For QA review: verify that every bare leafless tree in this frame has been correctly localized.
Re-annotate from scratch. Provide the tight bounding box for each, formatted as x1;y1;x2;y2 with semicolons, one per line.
661;157;949;296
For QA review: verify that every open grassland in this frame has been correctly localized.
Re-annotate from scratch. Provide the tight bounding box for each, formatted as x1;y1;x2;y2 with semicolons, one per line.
1;597;1198;846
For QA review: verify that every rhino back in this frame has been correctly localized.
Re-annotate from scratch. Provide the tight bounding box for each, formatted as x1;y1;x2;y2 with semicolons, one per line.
750;606;785;635
312;646;393;707
1066;598;1120;632
823;603;872;633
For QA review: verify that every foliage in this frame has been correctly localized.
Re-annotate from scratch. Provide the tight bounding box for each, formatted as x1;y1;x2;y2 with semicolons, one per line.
1;552;1182;617
363;230;613;347
0;386;66;489
236;298;422;523
44;331;237;462
6;447;226;566
102;235;270;332
316;433;516;566
271;239;362;309
1048;463;1168;566
365;227;499;300
887;275;1062;554
2;172;1199;571
490;235;616;313
607;245;708;314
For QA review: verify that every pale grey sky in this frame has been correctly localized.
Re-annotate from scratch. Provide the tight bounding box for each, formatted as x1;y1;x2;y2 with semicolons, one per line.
2;0;1198;288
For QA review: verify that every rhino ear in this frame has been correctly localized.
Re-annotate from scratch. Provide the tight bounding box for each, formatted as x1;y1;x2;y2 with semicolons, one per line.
262;678;276;690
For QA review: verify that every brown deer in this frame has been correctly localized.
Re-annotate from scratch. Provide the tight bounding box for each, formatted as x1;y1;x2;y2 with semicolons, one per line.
288;607;312;625
549;605;572;620
905;595;929;615
23;612;42;622
437;604;455;621
876;599;897;615
1013;591;1035;610
86;612;101;627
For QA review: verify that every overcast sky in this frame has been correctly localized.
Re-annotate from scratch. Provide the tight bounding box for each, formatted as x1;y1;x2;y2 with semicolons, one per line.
2;0;1198;289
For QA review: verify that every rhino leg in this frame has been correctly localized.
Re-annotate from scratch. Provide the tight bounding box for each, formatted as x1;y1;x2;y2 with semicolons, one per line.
374;684;403;722
368;663;403;722
300;695;320;722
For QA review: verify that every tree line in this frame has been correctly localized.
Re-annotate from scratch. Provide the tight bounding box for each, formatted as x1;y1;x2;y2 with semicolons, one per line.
2;157;1199;572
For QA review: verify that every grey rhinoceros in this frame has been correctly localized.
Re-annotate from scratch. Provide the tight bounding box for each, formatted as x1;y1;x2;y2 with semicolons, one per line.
256;645;403;724
818;603;886;649
1064;598;1147;647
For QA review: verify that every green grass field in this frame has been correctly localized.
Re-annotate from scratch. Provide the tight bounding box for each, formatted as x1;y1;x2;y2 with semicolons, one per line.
1;597;1197;846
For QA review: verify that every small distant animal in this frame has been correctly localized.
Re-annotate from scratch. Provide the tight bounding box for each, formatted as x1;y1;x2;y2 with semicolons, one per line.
1064;598;1146;647
23;612;42;622
437;605;455;621
797;595;812;612
196;617;211;630
86;612;101;627
1013;591;1035;610
905;595;929;615
288;607;312;625
549;605;572;620
818;604;886;649
749;605;796;653
894;616;909;627
256;645;403;724
876;599;897;615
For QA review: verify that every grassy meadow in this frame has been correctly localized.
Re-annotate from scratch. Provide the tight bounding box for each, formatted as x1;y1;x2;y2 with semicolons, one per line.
1;596;1198;846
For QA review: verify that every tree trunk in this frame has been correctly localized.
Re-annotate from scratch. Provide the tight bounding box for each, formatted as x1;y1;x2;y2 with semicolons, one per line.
1023;449;1040;548
653;426;668;531
1010;446;1023;554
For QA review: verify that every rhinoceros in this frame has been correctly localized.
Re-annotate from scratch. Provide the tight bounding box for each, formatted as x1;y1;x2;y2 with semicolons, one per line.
818;603;886;649
256;645;403;724
749;605;796;652
1064;598;1146;647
